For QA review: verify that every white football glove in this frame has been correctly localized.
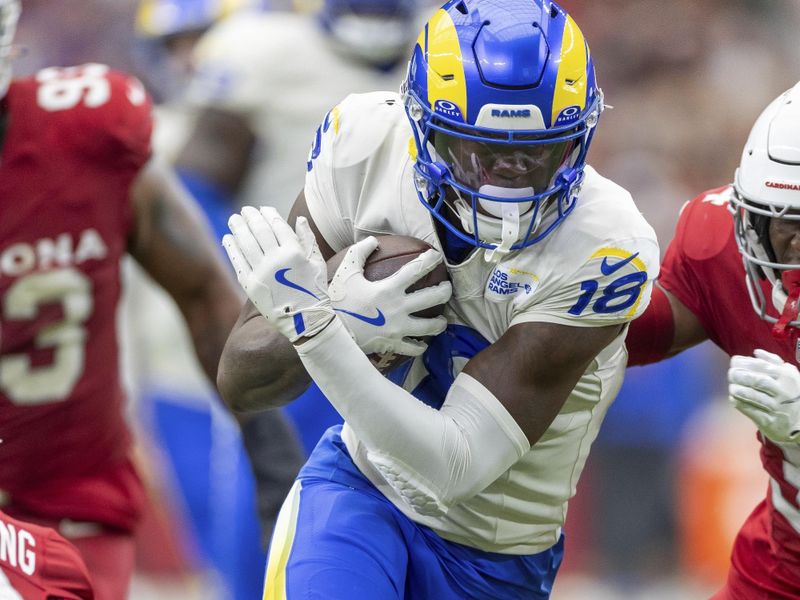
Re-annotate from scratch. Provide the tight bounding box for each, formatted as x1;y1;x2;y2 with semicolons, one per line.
328;237;452;357
728;349;800;443
223;206;334;343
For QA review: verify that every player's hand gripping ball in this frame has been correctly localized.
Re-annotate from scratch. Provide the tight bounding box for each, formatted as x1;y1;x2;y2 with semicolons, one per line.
327;235;451;372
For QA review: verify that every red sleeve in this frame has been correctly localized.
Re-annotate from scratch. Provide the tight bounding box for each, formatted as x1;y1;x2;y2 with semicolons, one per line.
626;283;675;365
658;187;734;330
30;65;153;170
62;66;153;239
105;69;153;167
627;186;735;364
658;199;706;317
74;67;153;170
93;68;152;240
64;66;153;247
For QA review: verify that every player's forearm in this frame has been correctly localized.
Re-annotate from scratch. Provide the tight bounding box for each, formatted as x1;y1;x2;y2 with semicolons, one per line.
180;282;242;384
217;313;312;412
296;318;528;514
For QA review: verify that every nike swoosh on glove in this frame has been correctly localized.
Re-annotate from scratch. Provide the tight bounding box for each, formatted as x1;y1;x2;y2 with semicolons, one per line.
328;236;452;356
223;206;334;343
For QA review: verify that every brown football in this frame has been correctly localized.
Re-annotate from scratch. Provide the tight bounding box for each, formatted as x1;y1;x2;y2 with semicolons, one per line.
326;235;449;372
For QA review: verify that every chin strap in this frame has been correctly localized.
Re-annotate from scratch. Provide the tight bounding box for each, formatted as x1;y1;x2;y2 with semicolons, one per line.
484;201;520;262
773;270;800;340
452;184;537;263
479;184;534;262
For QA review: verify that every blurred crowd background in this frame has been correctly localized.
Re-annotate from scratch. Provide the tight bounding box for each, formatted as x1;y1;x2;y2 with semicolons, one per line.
10;0;800;598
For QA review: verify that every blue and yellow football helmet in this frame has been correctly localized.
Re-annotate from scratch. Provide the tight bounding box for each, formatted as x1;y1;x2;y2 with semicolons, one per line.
135;0;268;101
136;0;267;39
402;0;603;258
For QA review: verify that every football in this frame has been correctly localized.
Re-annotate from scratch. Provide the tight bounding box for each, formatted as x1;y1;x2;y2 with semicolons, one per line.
326;235;449;372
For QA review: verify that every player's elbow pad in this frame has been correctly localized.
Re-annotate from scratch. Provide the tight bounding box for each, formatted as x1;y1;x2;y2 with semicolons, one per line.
367;374;530;516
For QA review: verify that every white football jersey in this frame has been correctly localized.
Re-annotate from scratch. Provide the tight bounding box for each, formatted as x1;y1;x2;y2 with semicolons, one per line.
305;91;660;554
186;11;409;215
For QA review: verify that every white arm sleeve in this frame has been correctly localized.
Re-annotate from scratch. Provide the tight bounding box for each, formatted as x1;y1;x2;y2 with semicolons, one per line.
296;319;530;515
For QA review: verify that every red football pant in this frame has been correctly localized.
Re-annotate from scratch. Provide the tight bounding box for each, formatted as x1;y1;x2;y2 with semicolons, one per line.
710;499;800;600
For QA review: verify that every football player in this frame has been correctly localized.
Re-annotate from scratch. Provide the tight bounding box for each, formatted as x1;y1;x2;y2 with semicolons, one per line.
177;0;420;215
134;0;306;561
0;510;94;600
626;82;800;598
134;0;269;161
0;1;243;598
221;0;660;597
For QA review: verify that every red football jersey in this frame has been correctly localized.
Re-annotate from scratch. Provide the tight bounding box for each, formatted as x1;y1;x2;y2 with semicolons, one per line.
660;185;800;596
0;65;151;531
0;509;94;599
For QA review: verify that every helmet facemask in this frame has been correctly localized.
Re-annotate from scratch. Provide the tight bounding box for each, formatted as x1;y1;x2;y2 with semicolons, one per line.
401;0;603;262
732;189;800;332
0;0;20;99
405;89;602;262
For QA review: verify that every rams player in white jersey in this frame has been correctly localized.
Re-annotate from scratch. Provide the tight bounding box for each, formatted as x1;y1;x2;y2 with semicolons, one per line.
221;0;659;597
176;0;420;215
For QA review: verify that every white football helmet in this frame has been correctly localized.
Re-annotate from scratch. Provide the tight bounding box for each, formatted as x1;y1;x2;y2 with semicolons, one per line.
0;0;19;99
732;81;800;327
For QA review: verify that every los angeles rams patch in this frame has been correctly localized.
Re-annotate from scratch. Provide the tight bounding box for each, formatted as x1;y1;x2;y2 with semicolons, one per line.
485;265;539;302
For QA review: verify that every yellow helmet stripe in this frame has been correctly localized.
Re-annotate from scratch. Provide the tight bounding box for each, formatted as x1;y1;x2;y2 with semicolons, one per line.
408;136;418;160
220;0;243;17
551;14;588;125
424;9;467;120
135;0;251;36
220;0;259;17
135;0;156;35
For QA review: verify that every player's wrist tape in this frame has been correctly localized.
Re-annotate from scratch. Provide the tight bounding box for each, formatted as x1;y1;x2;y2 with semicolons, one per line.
296;319;530;515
